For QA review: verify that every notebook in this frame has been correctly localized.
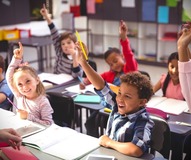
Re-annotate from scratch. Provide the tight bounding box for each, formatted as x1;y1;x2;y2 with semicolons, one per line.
74;94;101;103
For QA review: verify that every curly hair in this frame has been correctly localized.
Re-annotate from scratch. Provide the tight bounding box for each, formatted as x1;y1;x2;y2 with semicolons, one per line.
120;71;153;101
13;66;45;96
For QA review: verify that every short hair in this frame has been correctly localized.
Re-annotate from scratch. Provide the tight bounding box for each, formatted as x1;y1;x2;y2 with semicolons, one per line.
13;66;45;96
120;71;153;101
59;31;77;43
104;47;121;60
0;55;5;72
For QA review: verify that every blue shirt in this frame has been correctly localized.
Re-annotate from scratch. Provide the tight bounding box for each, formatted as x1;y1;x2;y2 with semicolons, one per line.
95;82;154;152
0;79;13;110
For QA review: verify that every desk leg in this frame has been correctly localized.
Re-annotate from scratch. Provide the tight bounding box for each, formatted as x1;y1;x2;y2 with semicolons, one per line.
37;46;44;72
171;133;185;160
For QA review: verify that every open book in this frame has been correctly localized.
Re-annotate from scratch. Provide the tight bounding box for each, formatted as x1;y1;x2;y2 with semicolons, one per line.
0;109;46;138
146;96;189;115
65;84;96;95
22;124;100;160
38;72;74;85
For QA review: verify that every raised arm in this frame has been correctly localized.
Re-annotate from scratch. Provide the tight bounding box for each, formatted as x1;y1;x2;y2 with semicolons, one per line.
76;42;105;90
119;20;138;71
177;24;191;62
178;24;191;112
40;3;52;25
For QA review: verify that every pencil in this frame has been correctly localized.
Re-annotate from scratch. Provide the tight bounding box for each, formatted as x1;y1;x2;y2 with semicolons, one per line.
78;76;85;85
75;30;88;60
7;97;18;110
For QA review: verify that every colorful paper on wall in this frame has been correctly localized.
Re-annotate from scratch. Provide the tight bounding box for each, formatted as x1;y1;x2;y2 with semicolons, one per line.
121;0;135;8
158;6;169;23
182;0;191;22
70;5;81;17
87;0;96;14
142;0;156;22
96;0;103;3
166;0;177;7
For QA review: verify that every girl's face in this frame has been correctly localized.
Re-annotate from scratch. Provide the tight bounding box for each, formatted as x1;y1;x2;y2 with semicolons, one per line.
14;71;39;99
61;38;76;55
116;83;146;115
168;59;179;84
106;52;124;73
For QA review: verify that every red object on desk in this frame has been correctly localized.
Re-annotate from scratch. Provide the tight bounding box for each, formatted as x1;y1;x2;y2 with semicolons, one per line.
0;145;38;160
0;142;9;148
146;107;169;120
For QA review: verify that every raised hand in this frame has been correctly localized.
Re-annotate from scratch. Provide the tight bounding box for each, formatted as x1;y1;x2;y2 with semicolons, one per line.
75;41;88;64
178;27;191;48
40;3;49;18
13;42;23;60
119;20;128;40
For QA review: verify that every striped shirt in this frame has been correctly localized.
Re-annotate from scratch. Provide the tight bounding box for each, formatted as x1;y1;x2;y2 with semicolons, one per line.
6;57;54;125
95;83;154;152
48;23;83;78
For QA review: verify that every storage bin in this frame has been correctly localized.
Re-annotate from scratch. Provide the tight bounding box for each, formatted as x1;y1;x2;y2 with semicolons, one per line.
18;29;31;38
3;29;19;40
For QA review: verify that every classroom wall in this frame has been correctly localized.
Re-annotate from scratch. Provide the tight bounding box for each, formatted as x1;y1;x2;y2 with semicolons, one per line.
0;0;87;70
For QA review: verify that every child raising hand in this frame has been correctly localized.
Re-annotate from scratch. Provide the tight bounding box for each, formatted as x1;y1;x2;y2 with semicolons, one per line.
76;42;154;157
6;42;54;125
40;4;83;78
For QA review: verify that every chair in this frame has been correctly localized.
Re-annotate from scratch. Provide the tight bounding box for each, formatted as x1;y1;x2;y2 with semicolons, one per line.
83;59;97;78
0;40;9;72
148;115;171;159
46;92;75;128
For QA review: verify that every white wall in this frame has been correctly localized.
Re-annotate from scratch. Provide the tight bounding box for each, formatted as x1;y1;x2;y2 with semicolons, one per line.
1;1;88;70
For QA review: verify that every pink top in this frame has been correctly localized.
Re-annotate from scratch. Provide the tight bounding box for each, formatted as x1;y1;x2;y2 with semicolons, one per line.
6;57;54;125
178;60;191;112
160;74;184;100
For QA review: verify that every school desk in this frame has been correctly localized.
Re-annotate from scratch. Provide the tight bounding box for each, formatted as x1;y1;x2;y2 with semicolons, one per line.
8;36;52;72
97;109;191;160
27;146;157;160
46;80;105;133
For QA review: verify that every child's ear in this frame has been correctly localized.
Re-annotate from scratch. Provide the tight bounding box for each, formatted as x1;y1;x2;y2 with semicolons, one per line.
139;98;148;107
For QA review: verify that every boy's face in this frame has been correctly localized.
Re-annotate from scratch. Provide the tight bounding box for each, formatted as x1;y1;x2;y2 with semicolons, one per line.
116;83;145;115
61;38;76;55
168;59;179;83
106;52;124;73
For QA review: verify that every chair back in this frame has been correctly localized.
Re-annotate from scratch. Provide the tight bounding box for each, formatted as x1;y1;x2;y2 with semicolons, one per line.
149;115;171;159
46;92;75;128
83;60;97;78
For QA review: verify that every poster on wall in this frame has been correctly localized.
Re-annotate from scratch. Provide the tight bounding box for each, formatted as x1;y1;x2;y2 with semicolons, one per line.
182;0;191;22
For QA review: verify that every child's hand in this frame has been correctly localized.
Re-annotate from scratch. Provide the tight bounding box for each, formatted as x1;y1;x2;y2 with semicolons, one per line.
75;41;88;63
177;27;191;48
99;135;111;148
119;20;128;40
79;83;86;90
17;109;28;120
40;3;49;17
13;42;23;60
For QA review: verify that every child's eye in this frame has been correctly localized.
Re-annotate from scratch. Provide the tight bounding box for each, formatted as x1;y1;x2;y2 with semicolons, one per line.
26;80;30;83
18;83;22;87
